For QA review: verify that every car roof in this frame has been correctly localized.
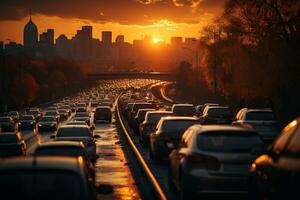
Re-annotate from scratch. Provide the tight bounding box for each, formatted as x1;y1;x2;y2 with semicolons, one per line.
96;106;111;109
172;103;194;107
161;116;198;121
243;108;273;112
191;124;256;133
37;141;84;148
59;125;89;128
0;156;83;172
0;132;21;136
147;110;173;114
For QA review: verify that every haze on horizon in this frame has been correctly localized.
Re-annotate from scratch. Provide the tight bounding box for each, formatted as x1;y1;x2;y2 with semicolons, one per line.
0;0;226;44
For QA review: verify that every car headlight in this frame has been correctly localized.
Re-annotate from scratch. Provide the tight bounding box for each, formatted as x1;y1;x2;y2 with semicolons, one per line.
30;122;33;124
38;124;42;127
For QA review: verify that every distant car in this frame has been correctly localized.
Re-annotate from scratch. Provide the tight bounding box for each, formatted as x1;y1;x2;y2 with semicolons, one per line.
90;101;99;108
51;125;98;161
76;106;87;112
0;117;16;132
132;109;155;135
46;106;57;111
171;104;196;116
58;109;69;120
7;111;19;123
38;116;58;132
18;115;36;130
0;157;99;200
34;141;95;182
250;118;300;200
149;116;200;162
232;108;280;143
45;110;60;123
94;106;112;123
199;106;233;125
0;132;26;157
129;102;156;126
139;111;173;145
74;112;91;126
27;110;41;122
124;102;135;120
169;125;265;199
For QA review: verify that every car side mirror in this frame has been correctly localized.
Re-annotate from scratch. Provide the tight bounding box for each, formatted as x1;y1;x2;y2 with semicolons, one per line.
50;135;55;139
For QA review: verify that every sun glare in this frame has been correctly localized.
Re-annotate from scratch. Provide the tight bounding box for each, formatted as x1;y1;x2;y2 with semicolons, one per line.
152;37;160;43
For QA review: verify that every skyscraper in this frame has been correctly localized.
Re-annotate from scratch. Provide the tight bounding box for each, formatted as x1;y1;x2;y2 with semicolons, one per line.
102;31;112;45
40;29;54;45
23;16;38;49
116;35;124;43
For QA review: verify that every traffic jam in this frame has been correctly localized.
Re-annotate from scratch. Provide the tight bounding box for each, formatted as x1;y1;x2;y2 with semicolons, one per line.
0;79;299;200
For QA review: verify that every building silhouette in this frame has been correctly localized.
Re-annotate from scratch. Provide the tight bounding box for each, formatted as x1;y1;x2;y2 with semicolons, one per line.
116;35;124;43
23;16;38;49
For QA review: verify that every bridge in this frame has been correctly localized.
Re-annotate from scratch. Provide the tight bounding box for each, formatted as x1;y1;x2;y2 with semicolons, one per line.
87;72;175;81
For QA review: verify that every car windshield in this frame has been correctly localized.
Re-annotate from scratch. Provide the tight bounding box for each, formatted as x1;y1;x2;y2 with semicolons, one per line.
161;120;199;138
207;108;232;117
197;131;264;153
245;111;276;121
40;117;55;122
35;147;86;159
0;118;10;122
0;135;18;143
146;113;171;124
57;127;91;137
0;171;84;200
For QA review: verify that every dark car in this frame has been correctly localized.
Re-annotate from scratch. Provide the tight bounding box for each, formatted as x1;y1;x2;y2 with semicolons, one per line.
129;103;156;127
0;132;26;157
169;125;265;199
27;110;42;122
51;125;98;161
250;118;300;200
34;141;95;182
7;111;19;123
124;102;135;120
18;115;36;130
0;156;98;200
171;104;196;116
58;109;69;120
0;117;16;132
139;111;173;145
199;106;233;125
45;110;60;123
74;112;91;126
132;108;155;135
94;106;112;123
149;116;200;162
232;108;280;143
38;116;58;132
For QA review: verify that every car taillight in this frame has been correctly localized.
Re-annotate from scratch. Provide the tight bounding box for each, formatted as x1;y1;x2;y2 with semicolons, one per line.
186;154;220;171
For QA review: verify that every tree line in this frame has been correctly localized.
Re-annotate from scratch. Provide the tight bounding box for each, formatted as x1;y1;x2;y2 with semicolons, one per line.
0;56;92;112
174;0;300;124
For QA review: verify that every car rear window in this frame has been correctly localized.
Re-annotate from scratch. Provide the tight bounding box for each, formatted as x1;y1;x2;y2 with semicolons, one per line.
146;113;172;124
173;106;195;116
161;120;199;138
35;147;86;159
19;116;33;120
197;131;264;153
132;103;154;112
0;170;84;200
0;135;18;143
245;111;275;121
40;117;56;122
57;128;91;137
207;108;232;117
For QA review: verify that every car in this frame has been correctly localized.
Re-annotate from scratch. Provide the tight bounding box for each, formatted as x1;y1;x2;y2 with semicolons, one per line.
132;108;155;135
7;111;19;123
198;103;219;116
249;118;300;200
129;102;156;127
139;111;173;145
232;108;280;143
46;106;57;111
90;101;99;108
171;104;196;116
18;115;36;130
45;110;60;123
0;117;16;132
34;141;95;182
27;109;42;122
195;104;203;117
74;112;91;126
199;106;234;125
94;106;112;123
51;125;98;161
123;102;135;120
38;116;58;132
58;109;69;120
0;132;26;157
59;105;72;115
169;125;265;199
0;156;98;200
149;116;200;162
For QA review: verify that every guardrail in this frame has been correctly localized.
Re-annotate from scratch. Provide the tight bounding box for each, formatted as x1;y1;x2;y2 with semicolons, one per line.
115;94;168;200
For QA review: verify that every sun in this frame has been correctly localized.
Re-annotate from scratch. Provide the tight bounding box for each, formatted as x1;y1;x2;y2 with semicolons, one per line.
152;37;160;44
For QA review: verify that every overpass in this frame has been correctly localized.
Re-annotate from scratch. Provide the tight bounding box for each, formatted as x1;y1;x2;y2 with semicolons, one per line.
88;72;175;81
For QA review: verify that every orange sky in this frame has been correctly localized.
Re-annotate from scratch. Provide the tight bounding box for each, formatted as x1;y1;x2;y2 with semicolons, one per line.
0;0;226;44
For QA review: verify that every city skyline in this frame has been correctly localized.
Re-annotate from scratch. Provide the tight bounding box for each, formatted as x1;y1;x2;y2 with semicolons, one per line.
0;0;226;44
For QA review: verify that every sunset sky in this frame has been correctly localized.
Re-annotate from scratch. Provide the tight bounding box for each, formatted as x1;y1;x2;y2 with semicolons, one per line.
0;0;226;44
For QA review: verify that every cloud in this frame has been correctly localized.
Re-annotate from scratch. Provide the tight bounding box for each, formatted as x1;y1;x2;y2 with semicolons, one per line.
0;0;225;24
